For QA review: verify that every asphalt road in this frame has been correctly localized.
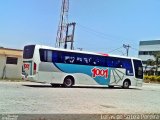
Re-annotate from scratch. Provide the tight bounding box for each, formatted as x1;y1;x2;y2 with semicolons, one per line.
0;81;160;114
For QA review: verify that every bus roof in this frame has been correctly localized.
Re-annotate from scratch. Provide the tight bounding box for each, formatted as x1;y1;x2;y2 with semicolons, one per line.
27;44;141;61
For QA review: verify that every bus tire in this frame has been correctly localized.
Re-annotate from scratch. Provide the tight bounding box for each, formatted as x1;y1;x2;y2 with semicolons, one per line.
63;76;74;87
122;79;130;89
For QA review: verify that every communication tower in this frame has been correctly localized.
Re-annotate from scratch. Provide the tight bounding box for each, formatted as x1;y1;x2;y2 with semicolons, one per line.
55;0;76;50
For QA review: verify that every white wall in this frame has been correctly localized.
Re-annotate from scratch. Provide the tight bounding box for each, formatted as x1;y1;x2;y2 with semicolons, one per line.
138;44;160;62
0;55;22;79
0;55;6;78
138;55;155;61
139;44;160;51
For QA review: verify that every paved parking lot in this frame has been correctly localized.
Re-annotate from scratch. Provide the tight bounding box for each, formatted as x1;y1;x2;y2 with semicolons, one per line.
0;81;160;114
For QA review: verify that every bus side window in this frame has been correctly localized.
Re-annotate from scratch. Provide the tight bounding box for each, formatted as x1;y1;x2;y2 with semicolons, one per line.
76;56;83;64
64;56;70;63
65;56;75;64
76;53;90;65
88;56;97;66
47;50;52;62
82;55;86;65
80;54;89;65
39;49;52;62
52;51;58;62
88;57;93;65
115;58;123;68
39;49;44;62
57;52;63;63
122;59;133;76
106;57;114;68
94;57;105;66
70;57;75;64
63;52;75;64
95;58;100;66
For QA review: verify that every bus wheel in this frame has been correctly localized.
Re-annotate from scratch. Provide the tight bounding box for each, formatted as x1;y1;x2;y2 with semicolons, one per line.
122;80;130;89
63;76;74;87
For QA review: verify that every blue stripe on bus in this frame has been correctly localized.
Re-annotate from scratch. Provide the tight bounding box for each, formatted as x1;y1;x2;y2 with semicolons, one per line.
54;63;111;85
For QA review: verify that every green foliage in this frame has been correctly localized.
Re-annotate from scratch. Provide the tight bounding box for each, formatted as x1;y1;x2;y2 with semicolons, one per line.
144;75;160;83
145;52;160;76
157;76;160;82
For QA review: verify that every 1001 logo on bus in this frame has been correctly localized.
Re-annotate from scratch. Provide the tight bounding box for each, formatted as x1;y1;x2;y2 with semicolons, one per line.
91;67;109;79
24;63;30;70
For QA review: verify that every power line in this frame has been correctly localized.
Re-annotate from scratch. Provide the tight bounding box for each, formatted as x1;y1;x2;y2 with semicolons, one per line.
130;46;139;51
77;23;133;42
77;23;141;52
108;46;124;53
77;24;119;42
123;44;131;56
116;50;126;56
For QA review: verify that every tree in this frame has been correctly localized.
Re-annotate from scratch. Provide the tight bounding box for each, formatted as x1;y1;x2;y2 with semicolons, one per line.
152;51;160;76
145;59;155;75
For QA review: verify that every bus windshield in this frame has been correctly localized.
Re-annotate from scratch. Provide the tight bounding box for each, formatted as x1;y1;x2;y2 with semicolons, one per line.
23;45;35;59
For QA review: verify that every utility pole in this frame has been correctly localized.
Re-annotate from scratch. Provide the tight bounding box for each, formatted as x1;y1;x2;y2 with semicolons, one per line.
64;22;76;50
123;44;130;56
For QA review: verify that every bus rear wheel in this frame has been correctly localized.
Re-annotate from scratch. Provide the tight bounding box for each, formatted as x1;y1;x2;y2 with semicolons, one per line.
122;80;130;89
63;76;74;87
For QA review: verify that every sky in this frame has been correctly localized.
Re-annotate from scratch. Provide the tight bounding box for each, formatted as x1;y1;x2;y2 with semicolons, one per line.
0;0;160;57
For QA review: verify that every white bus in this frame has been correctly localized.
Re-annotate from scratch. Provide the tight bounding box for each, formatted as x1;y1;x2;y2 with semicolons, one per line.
22;45;143;88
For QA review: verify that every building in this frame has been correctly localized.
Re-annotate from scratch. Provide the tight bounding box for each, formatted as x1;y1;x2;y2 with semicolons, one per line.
138;40;160;74
0;47;23;79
